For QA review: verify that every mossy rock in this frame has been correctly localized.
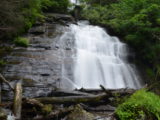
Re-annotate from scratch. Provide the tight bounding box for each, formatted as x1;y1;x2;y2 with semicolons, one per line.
42;104;53;115
0;108;7;120
23;78;36;86
14;37;29;47
67;105;94;120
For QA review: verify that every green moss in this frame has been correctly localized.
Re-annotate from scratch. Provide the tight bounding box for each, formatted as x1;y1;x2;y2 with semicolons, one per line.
116;89;160;120
42;104;52;115
157;18;160;25
0;60;7;66
14;37;29;47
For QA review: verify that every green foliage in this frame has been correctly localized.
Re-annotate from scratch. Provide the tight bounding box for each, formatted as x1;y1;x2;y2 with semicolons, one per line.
116;89;160;120
0;60;7;66
14;37;29;47
42;104;52;115
43;0;70;13
0;0;70;40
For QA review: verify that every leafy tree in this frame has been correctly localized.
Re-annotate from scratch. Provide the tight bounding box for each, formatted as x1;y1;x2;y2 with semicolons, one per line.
0;0;70;40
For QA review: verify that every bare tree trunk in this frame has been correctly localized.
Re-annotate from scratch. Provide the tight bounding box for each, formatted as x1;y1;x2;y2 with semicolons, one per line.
0;82;1;103
13;83;22;120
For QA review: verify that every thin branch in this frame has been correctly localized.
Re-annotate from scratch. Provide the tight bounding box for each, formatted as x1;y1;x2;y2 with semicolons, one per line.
0;73;14;91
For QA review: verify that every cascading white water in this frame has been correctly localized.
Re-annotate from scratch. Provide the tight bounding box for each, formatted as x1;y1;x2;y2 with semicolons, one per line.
69;21;142;89
70;0;78;4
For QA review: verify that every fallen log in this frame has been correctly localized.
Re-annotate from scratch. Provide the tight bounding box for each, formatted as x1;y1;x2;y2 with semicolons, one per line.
77;87;136;96
28;87;136;105
30;93;107;104
23;98;44;108
48;89;94;97
77;88;103;94
13;83;22;119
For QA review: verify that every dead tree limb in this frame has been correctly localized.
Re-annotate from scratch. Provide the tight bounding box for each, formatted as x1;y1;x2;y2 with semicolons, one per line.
77;87;136;96
0;73;14;91
48;89;94;97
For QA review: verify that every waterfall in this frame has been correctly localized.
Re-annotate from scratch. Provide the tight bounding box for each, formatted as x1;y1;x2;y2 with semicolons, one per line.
70;0;80;5
70;22;141;88
61;21;142;89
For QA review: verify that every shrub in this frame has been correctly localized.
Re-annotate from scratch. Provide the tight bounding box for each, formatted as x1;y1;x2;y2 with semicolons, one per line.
42;0;70;13
116;89;160;120
14;37;29;47
0;60;7;66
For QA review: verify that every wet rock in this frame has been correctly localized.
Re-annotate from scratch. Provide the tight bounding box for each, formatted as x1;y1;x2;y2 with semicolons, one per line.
29;26;45;35
30;44;51;50
45;13;76;24
1;16;75;100
67;105;94;120
33;21;44;26
41;104;52;115
65;47;71;50
23;78;37;87
41;73;50;76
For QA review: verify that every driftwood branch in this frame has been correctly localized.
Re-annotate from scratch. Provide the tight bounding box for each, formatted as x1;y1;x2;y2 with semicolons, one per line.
0;73;14;91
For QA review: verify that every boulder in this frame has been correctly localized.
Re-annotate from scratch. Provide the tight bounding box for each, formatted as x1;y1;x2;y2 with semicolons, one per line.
67;105;94;120
0;108;7;120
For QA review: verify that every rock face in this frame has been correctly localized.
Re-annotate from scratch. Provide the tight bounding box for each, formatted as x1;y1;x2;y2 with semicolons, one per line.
1;14;76;100
45;13;76;25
